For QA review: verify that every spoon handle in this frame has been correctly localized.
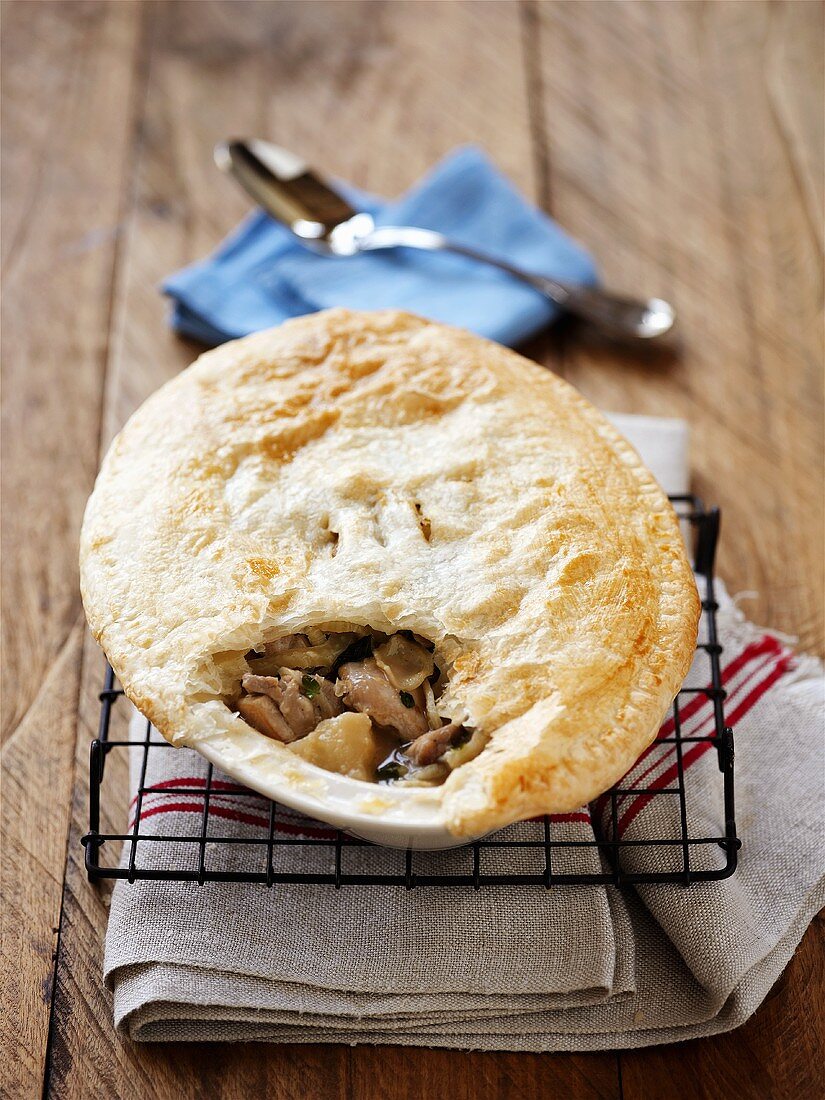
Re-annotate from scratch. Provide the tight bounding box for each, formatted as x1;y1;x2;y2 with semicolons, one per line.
216;139;675;340
358;227;674;340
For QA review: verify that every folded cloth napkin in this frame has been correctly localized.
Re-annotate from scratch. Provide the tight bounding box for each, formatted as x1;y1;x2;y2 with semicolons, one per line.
162;146;597;348
103;416;824;1048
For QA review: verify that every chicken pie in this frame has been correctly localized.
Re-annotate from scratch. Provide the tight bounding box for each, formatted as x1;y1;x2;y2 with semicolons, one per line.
80;309;699;836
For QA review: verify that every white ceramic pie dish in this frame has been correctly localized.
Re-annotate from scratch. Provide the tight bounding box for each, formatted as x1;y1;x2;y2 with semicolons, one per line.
85;312;700;849
192;727;485;850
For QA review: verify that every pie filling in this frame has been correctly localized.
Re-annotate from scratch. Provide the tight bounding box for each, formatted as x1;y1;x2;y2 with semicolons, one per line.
226;628;487;784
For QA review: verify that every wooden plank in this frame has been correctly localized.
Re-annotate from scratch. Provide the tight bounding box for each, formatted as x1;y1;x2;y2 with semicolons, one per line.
350;1045;620;1100
99;0;540;439
0;3;143;1097
11;0;815;1094
622;915;825;1100
46;2;619;1098
530;0;823;655
529;0;824;1093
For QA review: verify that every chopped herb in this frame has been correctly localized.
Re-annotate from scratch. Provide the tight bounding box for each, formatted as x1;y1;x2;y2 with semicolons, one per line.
399;691;415;708
377;761;408;783
301;674;320;699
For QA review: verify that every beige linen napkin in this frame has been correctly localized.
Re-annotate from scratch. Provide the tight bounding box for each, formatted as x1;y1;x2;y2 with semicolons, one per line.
103;415;825;1048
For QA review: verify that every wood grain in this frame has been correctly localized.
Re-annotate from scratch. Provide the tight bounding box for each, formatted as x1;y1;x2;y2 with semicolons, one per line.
529;3;825;1091
40;2;616;1098
0;3;142;1096
1;1;821;1098
621;914;825;1100
529;0;824;656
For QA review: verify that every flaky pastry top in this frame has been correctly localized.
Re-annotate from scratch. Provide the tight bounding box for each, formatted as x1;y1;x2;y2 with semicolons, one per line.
80;309;699;834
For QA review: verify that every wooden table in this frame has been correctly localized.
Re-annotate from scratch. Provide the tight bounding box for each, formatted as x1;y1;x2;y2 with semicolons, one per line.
3;2;822;1096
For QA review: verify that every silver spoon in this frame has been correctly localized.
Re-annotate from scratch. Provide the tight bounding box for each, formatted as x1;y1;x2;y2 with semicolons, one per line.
215;139;675;341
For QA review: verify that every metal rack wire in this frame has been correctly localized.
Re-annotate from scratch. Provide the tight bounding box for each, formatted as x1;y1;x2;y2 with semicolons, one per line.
82;496;739;889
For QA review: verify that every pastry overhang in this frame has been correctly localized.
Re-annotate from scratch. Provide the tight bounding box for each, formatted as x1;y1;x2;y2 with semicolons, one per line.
79;308;700;835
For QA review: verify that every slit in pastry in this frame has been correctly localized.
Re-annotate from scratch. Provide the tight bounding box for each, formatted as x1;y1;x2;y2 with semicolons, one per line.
228;626;487;785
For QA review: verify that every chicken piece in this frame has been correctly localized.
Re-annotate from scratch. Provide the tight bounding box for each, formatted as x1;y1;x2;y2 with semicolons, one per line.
240;669;343;740
274;670;318;737
336;659;428;740
314;675;344;719
405;722;467;766
241;672;283;701
237;693;297;743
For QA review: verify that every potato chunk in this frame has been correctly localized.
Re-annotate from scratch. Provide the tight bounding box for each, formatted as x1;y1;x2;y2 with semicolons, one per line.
287;712;385;781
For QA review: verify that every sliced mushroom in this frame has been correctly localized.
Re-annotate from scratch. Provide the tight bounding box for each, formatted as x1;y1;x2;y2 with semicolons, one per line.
373;634;434;691
249;632;363;674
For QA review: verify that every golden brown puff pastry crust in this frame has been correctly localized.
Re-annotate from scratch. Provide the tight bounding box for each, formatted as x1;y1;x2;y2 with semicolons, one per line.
80;309;699;835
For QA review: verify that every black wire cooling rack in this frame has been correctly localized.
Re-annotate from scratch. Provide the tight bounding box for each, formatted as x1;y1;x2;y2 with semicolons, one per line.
82;496;739;889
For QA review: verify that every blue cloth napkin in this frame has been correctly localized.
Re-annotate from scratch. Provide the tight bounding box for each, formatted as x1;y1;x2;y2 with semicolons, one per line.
163;146;597;348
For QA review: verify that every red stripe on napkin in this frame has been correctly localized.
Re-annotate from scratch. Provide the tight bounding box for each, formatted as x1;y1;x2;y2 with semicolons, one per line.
617;648;793;835
132;793;592;834
618;636;780;785
614;642;782;811
130;800;339;838
130;775;255;810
